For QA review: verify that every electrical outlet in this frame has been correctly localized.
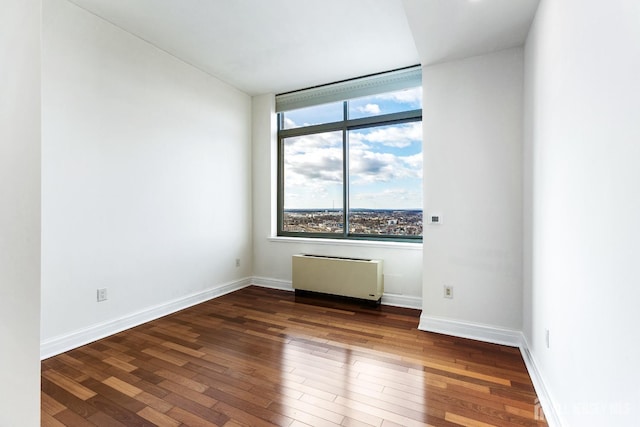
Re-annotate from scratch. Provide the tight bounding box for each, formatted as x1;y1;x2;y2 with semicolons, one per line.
444;285;453;299
235;258;240;268
97;288;107;302
545;329;550;348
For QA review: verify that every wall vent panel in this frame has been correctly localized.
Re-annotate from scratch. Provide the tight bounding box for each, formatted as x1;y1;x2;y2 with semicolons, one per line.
292;254;383;302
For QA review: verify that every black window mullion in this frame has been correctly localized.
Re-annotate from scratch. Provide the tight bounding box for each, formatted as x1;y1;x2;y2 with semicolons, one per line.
279;120;345;139
342;101;349;238
346;109;422;131
277;131;284;235
279;109;421;139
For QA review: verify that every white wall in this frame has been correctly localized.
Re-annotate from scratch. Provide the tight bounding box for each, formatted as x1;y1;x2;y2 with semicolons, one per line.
0;1;41;425
41;0;252;354
251;95;423;308
523;0;640;425
420;48;524;335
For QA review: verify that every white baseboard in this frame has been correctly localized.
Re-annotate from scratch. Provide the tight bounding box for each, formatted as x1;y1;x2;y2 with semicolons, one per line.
251;276;422;309
418;314;561;426
418;314;523;347
381;293;422;309
251;276;293;291
40;277;252;360
519;336;562;427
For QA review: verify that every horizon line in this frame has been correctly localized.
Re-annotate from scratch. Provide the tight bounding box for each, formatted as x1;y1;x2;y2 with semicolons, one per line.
284;208;423;211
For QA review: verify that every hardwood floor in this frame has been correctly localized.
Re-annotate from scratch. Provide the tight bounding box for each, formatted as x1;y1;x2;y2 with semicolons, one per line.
41;286;547;426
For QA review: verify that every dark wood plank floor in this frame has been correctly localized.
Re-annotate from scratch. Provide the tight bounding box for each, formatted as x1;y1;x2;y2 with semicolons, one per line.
41;286;547;427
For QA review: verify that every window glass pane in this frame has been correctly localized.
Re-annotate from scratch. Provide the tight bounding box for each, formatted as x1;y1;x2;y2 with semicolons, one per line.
348;122;423;236
348;87;422;119
282;102;344;129
282;131;344;233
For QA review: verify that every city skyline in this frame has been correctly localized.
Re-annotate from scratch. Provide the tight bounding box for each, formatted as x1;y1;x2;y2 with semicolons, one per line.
282;208;423;237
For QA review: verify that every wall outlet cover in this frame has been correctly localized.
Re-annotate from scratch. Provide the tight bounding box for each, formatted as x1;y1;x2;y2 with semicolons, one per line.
97;288;107;302
444;285;453;299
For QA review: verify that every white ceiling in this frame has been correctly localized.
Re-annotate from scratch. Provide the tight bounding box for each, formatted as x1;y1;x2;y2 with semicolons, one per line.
67;0;539;96
403;0;540;66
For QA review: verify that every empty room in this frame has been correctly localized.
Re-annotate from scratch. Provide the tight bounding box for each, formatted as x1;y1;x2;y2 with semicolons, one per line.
1;0;639;426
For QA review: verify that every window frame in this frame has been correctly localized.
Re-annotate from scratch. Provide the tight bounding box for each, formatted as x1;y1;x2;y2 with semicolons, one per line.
277;101;423;243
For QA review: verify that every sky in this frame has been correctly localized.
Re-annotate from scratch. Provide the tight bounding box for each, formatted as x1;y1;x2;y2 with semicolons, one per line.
283;88;422;210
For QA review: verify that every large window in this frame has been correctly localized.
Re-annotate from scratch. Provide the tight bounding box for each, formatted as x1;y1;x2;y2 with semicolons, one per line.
277;67;422;241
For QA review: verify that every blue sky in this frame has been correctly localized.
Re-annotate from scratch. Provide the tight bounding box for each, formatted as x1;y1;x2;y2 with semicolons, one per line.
283;88;422;210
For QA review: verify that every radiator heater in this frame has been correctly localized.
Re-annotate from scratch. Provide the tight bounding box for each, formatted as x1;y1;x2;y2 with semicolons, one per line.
292;254;384;303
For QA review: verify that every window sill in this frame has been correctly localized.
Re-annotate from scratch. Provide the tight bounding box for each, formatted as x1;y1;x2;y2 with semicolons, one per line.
267;236;422;251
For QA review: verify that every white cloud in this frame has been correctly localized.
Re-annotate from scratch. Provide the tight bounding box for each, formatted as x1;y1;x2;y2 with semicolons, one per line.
349;148;421;185
284;124;422;187
284;133;340;154
375;87;422;105
283;117;297;129
350;122;422;148
283;125;422;208
402;153;423;171
285;148;343;184
357;103;381;115
283;133;344;200
352;188;419;201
